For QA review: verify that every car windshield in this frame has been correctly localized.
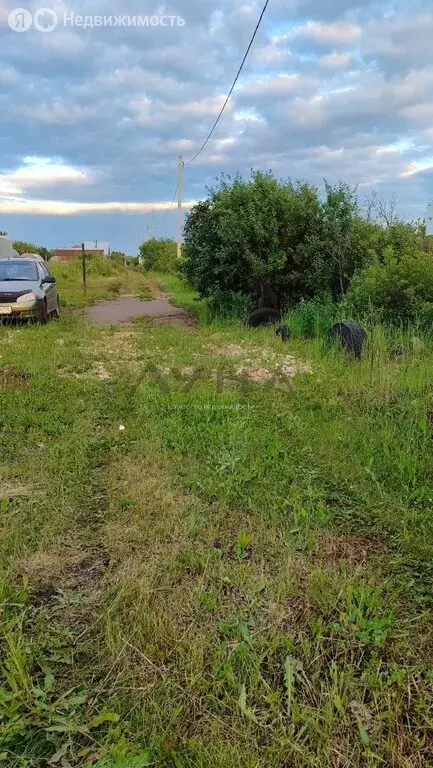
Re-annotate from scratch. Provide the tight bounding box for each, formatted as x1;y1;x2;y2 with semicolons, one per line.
0;260;38;281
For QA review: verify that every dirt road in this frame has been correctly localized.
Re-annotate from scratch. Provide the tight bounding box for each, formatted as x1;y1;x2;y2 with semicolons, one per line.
86;295;195;327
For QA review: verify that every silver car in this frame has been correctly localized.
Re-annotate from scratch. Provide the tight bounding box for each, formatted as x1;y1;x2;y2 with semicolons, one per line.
0;257;60;322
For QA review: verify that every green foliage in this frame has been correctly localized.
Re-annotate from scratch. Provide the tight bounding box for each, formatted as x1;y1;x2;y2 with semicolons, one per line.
285;294;337;338
50;255;151;308
109;252;136;267
139;238;177;273
13;241;53;260
344;251;433;326
148;271;209;325
183;172;371;312
182;171;433;326
234;531;251;560
206;289;251;321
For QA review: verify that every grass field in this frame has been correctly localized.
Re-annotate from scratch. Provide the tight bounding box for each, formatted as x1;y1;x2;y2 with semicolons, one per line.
0;263;432;767
50;257;151;308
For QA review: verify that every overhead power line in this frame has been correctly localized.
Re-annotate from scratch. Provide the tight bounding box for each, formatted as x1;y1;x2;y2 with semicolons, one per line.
168;184;178;211
184;0;271;166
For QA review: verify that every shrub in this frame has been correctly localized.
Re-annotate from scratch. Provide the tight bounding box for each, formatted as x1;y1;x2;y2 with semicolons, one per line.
139;238;177;272
182;172;367;312
285;294;337;338
206;289;251;321
344;252;433;326
109;251;137;267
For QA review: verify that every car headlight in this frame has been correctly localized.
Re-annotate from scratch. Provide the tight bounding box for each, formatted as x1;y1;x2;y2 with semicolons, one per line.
16;292;37;304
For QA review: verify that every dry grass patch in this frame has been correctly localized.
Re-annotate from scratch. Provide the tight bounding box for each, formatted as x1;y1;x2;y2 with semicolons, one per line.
0;480;39;500
18;546;108;603
93;328;149;378
0;364;30;388
58;329;144;381
58;361;112;381
146;275;167;299
103;457;202;560
313;529;388;567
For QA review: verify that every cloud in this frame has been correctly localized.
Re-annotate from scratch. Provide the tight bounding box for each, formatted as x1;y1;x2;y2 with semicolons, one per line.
0;65;18;83
362;10;433;73
130;94;230;125
252;34;291;65
401;156;433;178
0;155;195;216
0;157;93;196
293;20;361;46
401;103;433;123
15;103;96;124
319;51;354;70
242;73;318;96
0;198;197;215
0;0;432;251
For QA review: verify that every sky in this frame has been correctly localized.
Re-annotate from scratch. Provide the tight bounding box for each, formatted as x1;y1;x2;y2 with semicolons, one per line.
0;0;432;254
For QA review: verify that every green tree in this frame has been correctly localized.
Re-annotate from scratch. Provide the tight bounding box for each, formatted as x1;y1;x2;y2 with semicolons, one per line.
13;241;53;260
139;238;177;272
183;172;365;310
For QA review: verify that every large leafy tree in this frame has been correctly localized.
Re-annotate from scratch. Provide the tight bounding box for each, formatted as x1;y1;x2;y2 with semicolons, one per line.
183;171;365;310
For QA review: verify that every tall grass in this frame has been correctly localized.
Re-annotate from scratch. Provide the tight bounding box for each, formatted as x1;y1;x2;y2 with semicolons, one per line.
1;266;432;766
51;256;151;308
148;271;211;325
283;294;337;338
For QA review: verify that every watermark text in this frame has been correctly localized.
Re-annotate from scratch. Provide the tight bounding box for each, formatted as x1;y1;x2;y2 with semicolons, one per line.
8;8;186;32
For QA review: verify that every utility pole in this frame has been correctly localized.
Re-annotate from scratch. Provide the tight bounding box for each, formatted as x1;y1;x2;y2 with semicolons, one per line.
81;243;87;296
427;201;433;236
177;154;184;259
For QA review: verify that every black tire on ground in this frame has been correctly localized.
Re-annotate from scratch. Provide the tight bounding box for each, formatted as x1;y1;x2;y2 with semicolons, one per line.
328;322;367;358
39;300;48;325
276;325;291;342
246;308;281;328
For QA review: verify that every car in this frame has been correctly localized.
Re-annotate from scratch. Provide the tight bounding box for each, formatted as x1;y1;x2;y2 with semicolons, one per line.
0;256;60;323
20;252;48;263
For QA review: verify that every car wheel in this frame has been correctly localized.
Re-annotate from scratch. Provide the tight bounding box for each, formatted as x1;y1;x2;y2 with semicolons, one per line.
53;296;60;319
39;300;48;324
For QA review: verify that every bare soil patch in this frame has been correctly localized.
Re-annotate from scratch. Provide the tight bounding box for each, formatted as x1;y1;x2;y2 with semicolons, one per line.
206;342;312;385
87;296;195;327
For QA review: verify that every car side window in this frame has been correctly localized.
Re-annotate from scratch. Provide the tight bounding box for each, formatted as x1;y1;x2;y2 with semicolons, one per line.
39;263;49;279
